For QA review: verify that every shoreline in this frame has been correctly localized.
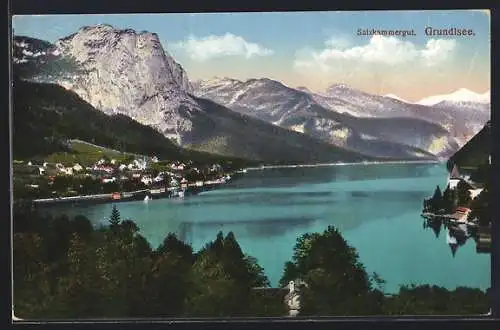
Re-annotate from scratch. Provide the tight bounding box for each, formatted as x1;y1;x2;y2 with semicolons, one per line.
29;161;442;206
31;174;236;206
246;159;442;171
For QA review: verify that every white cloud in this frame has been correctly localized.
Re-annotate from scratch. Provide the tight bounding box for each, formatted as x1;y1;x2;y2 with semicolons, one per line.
173;33;274;61
324;36;352;50
295;35;456;71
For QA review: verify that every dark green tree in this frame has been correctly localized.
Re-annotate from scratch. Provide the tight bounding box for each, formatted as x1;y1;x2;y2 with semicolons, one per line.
108;205;121;228
157;233;194;263
442;186;457;213
279;226;375;316
456;181;472;206
430;185;443;211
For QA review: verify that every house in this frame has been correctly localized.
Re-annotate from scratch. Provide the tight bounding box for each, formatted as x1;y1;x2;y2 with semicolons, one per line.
38;167;45;175
170;178;179;187
93;165;114;174
55;163;64;170
60;167;74;175
448;178;461;190
119;164;127;171
141;176;153;186
97;158;107;165
110;159;117;165
102;177;116;184
135;158;148;170
153;175;164;183
210;164;223;173
151;156;159;163
73;163;84;172
452;207;472;223
171;162;186;171
450;164;461;179
468;188;484;200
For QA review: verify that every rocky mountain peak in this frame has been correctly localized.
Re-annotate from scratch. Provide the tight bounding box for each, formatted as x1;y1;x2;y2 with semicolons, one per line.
49;25;198;143
55;24;193;93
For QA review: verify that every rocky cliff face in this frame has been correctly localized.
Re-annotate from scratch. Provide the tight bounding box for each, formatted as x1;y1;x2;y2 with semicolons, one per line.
52;24;196;144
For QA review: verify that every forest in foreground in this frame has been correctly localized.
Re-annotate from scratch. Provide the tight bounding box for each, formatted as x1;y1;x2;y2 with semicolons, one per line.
13;202;491;319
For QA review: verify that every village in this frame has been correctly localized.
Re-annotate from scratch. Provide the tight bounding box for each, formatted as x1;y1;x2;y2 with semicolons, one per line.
13;155;248;205
421;157;491;256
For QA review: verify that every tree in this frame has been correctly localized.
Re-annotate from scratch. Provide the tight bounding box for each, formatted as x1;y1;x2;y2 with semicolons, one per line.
456;180;472;206
468;189;490;226
370;272;386;292
144;251;191;317
430;185;443;211
157;233;194;263
108;205;121;228
280;226;374;316
184;250;242;317
383;285;490;315
184;231;269;317
245;255;270;288
442;186;457;213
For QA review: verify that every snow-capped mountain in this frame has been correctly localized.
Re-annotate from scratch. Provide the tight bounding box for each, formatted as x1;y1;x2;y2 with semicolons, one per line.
383;94;411;103
195;77;459;159
417;88;490;106
12;27;374;164
303;83;433;119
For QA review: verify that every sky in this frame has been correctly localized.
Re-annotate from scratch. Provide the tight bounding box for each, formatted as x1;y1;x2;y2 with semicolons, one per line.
12;10;490;101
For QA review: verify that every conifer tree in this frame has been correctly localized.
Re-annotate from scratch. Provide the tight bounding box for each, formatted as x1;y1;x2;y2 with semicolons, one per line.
431;185;443;210
109;205;121;228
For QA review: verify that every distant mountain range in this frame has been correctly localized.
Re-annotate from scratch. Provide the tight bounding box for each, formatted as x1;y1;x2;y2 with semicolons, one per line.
194;78;462;159
12;28;374;164
11;24;490;163
416;88;490;106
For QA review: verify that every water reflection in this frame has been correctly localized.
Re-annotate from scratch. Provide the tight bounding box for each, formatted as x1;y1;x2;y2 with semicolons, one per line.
178;216;317;243
223;164;444;190
423;217;477;257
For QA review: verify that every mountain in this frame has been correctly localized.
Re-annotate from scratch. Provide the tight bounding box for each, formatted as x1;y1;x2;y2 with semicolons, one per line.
384;94;410;103
417;88;490;106
300;84;489;149
194;77;459;159
12;78;182;160
12;28;374;164
447;121;490;172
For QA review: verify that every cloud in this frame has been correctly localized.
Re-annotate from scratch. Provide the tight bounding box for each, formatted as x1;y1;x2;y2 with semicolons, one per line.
294;35;456;71
324;36;352;50
173;33;274;61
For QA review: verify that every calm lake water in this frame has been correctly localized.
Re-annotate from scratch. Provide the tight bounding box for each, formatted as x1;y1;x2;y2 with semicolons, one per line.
42;163;491;293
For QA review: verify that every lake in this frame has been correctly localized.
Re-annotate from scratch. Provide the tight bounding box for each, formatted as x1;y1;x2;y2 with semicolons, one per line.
42;163;491;293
